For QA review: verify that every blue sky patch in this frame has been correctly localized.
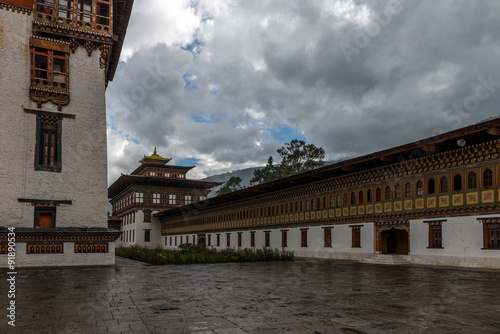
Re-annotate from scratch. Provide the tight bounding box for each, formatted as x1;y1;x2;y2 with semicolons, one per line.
191;112;217;123
182;72;200;90
268;125;307;143
176;157;199;166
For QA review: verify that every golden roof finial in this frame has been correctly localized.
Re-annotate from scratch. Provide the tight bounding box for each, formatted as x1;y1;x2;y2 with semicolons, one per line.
139;147;172;164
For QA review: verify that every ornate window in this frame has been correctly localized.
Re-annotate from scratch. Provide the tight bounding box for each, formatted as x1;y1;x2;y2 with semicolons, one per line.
226;233;231;247
453;174;462;191
416;181;423;196
351;226;361;248
343;193;347;206
168;194;176;205
35;115;62;172
134;192;143;203
440;176;448;193
395;184;401;199
366;189;372;203
375;188;382;202
385;186;391;200
300;229;308;247
483;169;493;187
324;228;332;247
330;196;334;208
427;179;436;194
237;233;242;247
30;39;70;109
281;230;287;248
350;192;356;205
405;182;412;197
152;193;160;204
35;0;111;34
264;231;270;247
336;195;341;207
427;221;443;248
311;199;315;210
358;190;364;204
482;222;500;249
467;172;477;189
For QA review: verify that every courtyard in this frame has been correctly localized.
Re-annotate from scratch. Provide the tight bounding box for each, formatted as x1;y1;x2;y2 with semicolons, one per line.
2;258;500;333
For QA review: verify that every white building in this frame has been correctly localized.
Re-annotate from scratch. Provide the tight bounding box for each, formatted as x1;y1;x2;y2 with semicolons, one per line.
108;149;222;249
159;119;500;269
0;0;133;267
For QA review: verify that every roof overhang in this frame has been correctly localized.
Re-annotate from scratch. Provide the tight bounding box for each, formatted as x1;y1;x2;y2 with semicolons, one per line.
156;118;500;219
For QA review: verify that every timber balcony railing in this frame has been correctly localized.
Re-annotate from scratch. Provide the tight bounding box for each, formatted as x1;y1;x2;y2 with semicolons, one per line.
34;0;112;36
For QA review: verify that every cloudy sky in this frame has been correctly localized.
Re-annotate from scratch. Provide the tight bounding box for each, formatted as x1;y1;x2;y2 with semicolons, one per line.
106;0;500;184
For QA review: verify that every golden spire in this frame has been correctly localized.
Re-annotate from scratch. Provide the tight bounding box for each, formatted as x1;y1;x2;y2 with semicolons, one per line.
139;148;172;164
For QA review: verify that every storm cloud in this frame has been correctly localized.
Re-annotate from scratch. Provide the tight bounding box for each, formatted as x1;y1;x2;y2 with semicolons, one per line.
106;0;500;183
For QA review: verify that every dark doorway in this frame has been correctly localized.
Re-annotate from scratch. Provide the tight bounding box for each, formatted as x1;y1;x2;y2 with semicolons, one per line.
197;234;206;248
386;228;396;253
382;228;409;254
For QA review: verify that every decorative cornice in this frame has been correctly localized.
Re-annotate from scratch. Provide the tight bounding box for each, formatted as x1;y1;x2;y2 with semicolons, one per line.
0;2;31;14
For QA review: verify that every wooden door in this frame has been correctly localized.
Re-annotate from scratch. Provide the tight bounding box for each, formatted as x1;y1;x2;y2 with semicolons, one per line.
38;213;52;228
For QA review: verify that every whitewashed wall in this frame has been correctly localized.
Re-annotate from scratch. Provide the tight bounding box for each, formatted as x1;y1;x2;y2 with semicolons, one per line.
164;223;376;261
0;9;108;228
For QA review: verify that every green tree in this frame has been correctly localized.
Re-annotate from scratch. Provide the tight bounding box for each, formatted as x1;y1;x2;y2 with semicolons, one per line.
215;176;243;196
251;139;325;185
250;156;282;185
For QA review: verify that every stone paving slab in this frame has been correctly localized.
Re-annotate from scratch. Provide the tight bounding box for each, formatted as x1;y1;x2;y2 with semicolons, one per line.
1;258;500;333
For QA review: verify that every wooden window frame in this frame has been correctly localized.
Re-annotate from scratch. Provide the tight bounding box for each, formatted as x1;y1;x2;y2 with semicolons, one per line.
482;168;494;188
416;180;424;196
483;223;500;249
439;176;448;193
427;223;443;248
324;227;332;247
405;182;412;198
351;226;361;248
281;230;288;248
264;231;270;247
366;189;372;203
34;206;56;228
394;184;401;199
35;116;62;173
375;187;382;202
452;172;463;191
250;232;255;247
300;229;308;247
237;232;242;247
358;190;364;204
385;186;391;200
426;177;436;195
467;170;478;190
144;229;151;242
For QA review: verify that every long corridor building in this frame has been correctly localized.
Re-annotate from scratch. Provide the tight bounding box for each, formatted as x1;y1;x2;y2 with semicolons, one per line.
158;119;500;269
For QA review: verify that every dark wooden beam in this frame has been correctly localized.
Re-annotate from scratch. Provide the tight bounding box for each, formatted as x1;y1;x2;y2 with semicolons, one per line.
342;165;357;172
487;127;500;136
422;144;442;152
379;155;397;162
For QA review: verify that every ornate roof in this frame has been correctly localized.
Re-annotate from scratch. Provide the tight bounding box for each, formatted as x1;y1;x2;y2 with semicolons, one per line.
139;147;172;164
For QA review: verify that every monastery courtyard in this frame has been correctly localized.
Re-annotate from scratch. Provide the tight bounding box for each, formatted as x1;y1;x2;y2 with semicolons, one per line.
3;258;500;334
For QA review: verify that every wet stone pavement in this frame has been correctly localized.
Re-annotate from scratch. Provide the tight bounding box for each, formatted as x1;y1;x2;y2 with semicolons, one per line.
2;257;500;334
